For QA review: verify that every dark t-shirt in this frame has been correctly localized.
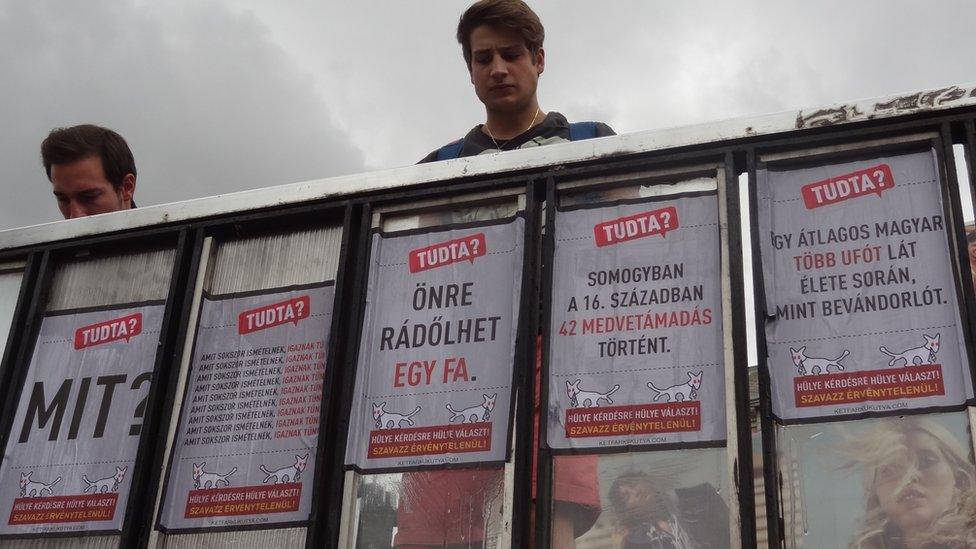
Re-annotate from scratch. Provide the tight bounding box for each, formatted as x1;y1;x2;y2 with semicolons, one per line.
419;111;615;163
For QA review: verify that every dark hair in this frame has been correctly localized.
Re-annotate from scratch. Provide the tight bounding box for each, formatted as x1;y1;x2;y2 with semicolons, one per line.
41;124;136;189
608;471;672;527
457;0;544;68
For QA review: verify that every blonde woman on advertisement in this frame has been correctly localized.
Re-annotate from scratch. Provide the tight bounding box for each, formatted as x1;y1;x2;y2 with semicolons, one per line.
839;417;976;549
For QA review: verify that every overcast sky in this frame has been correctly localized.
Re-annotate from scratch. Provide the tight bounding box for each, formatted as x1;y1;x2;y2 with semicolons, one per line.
1;0;975;230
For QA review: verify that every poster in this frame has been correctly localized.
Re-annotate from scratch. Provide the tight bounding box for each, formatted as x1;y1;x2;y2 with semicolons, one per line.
757;150;974;421
158;282;334;531
547;192;726;450
344;217;524;471
0;302;165;536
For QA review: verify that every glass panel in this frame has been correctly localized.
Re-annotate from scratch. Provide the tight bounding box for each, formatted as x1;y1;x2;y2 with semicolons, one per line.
0;269;24;363
558;447;730;549
352;466;506;548
740;172;758;367
559;177;716;209
153;226;341;544
953;143;973;223
777;412;975;548
752;426;768;549
345;195;523;548
48;248;175;310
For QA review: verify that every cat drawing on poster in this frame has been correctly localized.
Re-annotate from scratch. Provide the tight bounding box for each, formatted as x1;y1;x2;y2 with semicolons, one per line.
647;371;702;402
372;402;422;429
446;393;496;423
18;472;61;498
191;463;237;489
789;347;849;376
82;467;126;493
566;380;620;408
260;454;307;484
879;333;939;367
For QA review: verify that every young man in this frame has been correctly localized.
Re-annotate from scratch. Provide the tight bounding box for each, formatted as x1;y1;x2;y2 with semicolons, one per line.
420;0;614;163
41;124;137;219
394;3;606;548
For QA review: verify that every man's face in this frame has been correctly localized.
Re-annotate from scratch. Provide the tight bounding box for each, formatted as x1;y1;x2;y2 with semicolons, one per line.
50;156;134;219
468;24;544;114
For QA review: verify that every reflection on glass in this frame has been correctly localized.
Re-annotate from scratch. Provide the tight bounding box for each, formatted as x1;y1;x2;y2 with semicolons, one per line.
778;412;976;548
559;177;716;209
354;466;505;549
0;271;24;361
557;448;730;549
967;224;976;298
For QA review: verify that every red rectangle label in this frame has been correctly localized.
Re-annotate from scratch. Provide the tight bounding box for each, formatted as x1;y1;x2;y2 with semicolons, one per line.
367;423;492;458
564;401;700;437
238;295;310;335
593;206;678;247
183;483;301;518
74;313;142;350
794;364;944;407
8;493;118;525
408;233;487;273
801;164;894;209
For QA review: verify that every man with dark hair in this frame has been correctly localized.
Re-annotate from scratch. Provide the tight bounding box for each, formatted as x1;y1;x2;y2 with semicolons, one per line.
395;5;611;547
420;0;614;163
41;124;137;219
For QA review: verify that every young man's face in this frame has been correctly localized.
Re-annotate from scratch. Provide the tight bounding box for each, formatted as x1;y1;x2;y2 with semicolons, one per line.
50;155;134;219
468;24;544;114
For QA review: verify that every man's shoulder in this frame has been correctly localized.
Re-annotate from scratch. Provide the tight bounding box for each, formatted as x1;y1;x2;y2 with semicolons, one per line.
419;125;485;164
419;139;462;164
418;114;615;163
593;121;615;137
545;112;615;137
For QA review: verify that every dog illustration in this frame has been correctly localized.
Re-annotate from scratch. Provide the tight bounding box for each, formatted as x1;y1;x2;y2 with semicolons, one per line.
372;402;421;429
260;454;308;484
446;393;496;423
790;346;849;375
880;333;940;367
647;371;702;402
191;463;237;489
565;380;620;408
82;466;127;493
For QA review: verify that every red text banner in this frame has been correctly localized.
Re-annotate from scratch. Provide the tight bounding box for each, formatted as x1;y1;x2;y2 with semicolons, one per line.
74;313;142;349
184;483;301;518
801;164;893;209
565;402;701;438
593;206;678;247
408;233;487;273
8;494;117;525
794;364;944;407
367;423;492;458
238;295;311;335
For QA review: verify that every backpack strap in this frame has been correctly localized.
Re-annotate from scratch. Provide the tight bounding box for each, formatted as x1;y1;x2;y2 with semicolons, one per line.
436;139;465;161
569;121;599;141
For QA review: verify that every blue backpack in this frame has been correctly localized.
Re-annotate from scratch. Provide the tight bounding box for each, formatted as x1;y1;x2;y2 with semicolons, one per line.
436;121;599;161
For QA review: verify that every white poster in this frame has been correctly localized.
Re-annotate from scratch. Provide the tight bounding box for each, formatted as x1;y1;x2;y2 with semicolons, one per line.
757;150;974;420
344;217;524;471
547;192;726;450
0;302;164;536
158;282;334;531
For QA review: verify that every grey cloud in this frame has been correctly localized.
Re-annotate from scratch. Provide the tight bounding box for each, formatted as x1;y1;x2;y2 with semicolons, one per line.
0;0;364;230
2;0;976;232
